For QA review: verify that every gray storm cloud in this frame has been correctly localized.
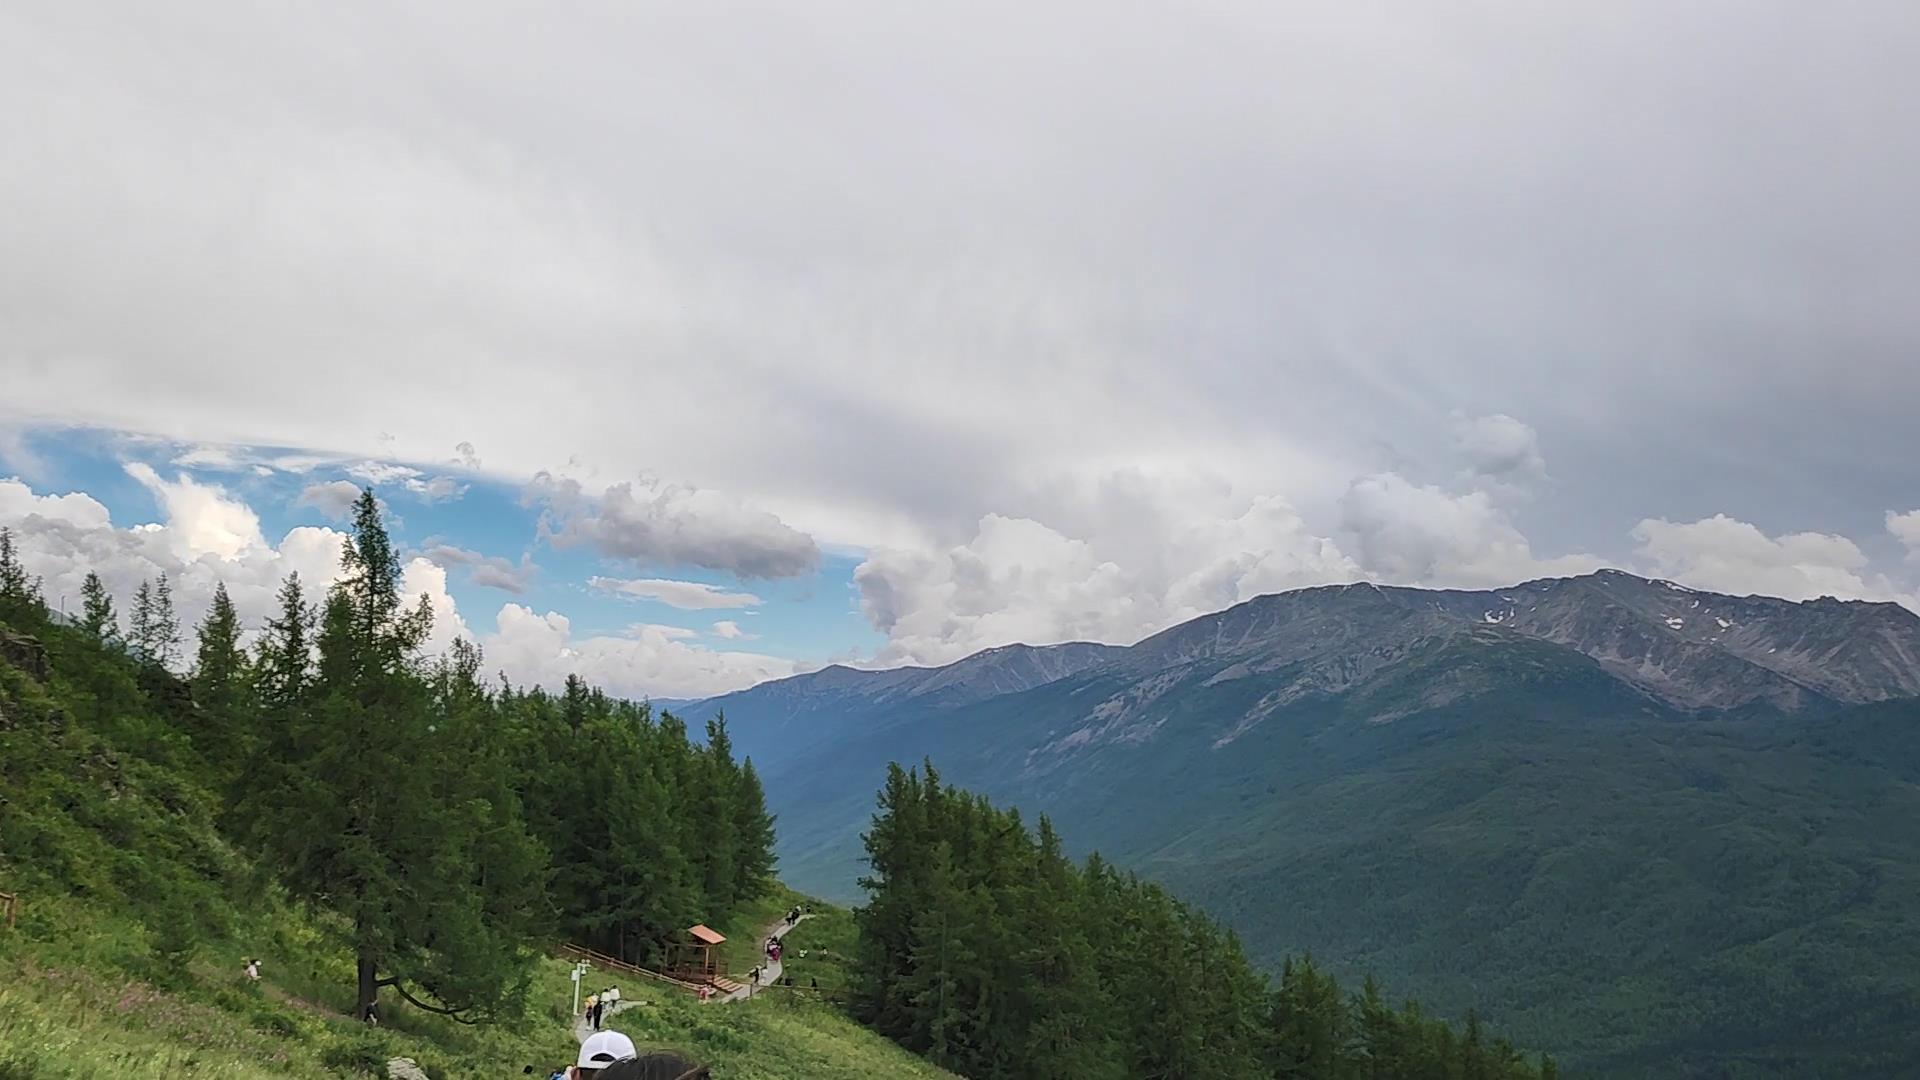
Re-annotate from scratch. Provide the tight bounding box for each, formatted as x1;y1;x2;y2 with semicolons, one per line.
4;1;1919;667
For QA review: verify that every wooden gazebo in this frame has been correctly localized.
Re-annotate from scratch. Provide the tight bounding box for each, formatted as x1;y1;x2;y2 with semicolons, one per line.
665;924;728;983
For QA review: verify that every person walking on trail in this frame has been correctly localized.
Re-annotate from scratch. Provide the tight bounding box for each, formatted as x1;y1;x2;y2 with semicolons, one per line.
583;991;598;1025
570;1030;636;1078
243;958;260;982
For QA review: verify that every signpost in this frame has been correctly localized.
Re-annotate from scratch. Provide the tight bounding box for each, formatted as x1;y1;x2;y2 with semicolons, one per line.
570;961;589;1016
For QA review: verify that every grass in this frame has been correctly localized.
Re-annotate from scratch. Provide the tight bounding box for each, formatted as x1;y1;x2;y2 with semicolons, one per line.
0;887;951;1080
0;897;580;1079
599;970;952;1080
770;904;858;995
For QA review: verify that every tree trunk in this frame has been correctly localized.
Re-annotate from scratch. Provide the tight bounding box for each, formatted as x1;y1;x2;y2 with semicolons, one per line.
357;937;380;1020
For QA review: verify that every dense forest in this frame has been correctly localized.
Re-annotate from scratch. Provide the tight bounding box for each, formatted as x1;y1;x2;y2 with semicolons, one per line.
0;495;775;1025
853;761;1559;1080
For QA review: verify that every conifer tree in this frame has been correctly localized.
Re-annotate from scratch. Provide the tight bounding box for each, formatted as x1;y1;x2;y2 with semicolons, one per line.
129;579;155;662
80;571;117;642
697;716;741;913
0;527;44;623
732;756;778;900
254;489;539;1023
151;572;181;669
254;573;314;713
191;582;248;776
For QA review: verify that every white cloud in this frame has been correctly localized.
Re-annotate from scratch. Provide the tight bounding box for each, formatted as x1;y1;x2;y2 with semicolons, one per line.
0;477;112;530
1631;514;1897;602
481;603;803;700
855;473;1362;666
1339;472;1600;588
1453;413;1546;482
711;619;756;640
123;462;266;560
347;461;464;502
3;471;793;694
347;461;422;486
400;556;470;656
531;474;819;579
297;480;364;520
631;622;699;640
1888;510;1920;560
2;475;348;654
587;575;763;610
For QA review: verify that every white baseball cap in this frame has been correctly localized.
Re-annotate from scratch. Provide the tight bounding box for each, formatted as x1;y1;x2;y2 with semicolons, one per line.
576;1031;637;1070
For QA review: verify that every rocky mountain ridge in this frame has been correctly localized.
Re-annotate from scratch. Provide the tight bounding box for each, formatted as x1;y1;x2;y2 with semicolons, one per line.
687;571;1920;763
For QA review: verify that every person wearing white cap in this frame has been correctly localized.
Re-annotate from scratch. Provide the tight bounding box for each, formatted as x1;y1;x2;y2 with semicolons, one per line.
571;1030;637;1077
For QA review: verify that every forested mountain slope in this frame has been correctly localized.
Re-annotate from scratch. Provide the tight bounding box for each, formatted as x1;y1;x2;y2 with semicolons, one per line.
685;572;1920;1078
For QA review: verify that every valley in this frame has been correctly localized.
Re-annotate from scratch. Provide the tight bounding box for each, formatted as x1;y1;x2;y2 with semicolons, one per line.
683;571;1920;1077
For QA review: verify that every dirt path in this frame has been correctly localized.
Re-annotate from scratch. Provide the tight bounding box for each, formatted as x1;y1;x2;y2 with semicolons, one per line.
718;911;814;1003
568;911;817;1042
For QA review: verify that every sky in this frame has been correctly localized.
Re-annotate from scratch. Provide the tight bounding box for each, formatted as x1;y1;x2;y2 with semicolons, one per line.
4;2;1919;699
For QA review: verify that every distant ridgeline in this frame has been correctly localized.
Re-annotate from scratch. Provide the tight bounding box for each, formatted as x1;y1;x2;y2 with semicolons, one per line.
854;761;1558;1079
690;571;1920;1077
0;504;776;1025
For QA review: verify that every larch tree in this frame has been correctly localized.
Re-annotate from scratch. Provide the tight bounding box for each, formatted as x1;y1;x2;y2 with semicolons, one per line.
252;488;542;1023
80;571;117;642
191;582;249;779
150;572;181;669
129;579;155;662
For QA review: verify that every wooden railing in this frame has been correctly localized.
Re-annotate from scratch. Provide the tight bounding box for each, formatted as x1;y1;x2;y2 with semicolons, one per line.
557;944;704;994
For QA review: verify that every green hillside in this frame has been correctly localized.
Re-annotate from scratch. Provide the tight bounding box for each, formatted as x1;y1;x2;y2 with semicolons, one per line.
0;517;955;1079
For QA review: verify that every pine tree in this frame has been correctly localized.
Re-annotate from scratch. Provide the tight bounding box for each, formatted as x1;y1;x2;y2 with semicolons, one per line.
697;716;740;914
80;571;117;642
562;672;589;733
252;489;538;1023
129;579;155;662
191;582;248;777
0;527;44;624
150;572;181;669
731;756;777;901
254;573;314;713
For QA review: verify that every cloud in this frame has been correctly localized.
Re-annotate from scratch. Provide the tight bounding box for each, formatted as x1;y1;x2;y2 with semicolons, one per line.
3;472;792;695
400;556;471;656
587;576;762;610
1888;510;1920;560
711;619;756;640
5;4;1920;664
481;603;804;700
1453;413;1546;482
631;622;700;640
1339;473;1600;587
1631;514;1899;602
123;462;266;560
2;475;349;655
421;543;537;595
347;461;464;502
855;472;1362;665
296;480;364;520
533;474;818;579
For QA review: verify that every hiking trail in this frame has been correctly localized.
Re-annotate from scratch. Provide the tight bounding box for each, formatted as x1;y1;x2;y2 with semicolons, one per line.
570;912;815;1043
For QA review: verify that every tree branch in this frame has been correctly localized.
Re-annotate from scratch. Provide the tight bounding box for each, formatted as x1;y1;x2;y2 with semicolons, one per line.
377;975;480;1025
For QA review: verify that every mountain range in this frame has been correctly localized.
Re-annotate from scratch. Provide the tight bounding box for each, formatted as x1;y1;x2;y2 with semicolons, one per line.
676;570;1920;1077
